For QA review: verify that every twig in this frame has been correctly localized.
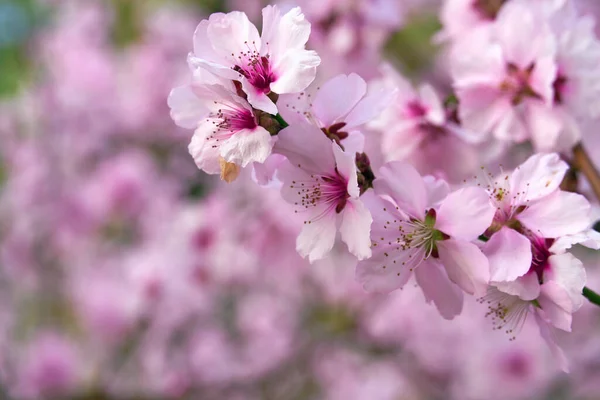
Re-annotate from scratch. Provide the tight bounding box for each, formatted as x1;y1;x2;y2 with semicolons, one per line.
572;143;600;201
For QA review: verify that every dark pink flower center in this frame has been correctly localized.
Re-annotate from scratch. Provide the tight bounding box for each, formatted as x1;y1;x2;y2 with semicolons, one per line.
405;100;428;118
473;0;506;20
234;53;277;93
290;169;350;225
219;107;257;131
207;105;257;147
500;63;542;105
553;73;568;105
528;236;554;283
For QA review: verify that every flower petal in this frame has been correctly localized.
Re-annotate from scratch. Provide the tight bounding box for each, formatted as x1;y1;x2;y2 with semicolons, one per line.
274;121;335;174
423;175;451;207
296;206;337;263
262;6;311;57
220;127;273;167
415;260;464;320
485;227;532;282
188;123;221;174
509;153;568;203
344;84;397;129
332;143;359;198
242;80;278;114
538;281;574;332
271;48;321;94
526;102;563;152
550;229;600;253
373;161;427;219
437;239;490;296
340;198;373;260
355;253;413;293
436;187;495;241
167;85;209;129
545;253;586;310
518;191;591;238
312;74;367;127
206;11;261;62
534;312;569;373
419;84;445;125
495;272;540;301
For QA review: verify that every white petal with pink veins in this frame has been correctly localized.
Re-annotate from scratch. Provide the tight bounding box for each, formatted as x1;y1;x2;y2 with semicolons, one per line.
485;227;532;282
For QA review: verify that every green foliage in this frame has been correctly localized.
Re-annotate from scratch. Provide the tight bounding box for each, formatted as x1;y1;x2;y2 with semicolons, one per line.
0;0;41;98
384;13;442;78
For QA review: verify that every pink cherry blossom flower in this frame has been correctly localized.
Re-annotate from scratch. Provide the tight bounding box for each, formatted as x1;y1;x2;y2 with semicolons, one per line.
372;66;484;181
356;161;495;319
451;1;562;151
437;0;505;42
168;83;273;175
481;153;592;283
481;237;590;372
279;73;395;142
16;333;83;398
274;120;372;262
545;0;600;149
187;6;321;114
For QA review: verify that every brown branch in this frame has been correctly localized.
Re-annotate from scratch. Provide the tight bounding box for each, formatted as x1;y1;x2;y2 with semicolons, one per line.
572;143;600;201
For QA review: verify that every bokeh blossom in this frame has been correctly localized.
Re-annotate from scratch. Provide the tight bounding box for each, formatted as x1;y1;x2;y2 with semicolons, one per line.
3;0;600;398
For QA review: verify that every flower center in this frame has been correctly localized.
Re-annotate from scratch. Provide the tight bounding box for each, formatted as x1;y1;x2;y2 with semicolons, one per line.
405;100;428;118
290;169;350;224
473;0;506;20
479;288;531;341
233;50;277;93
499;63;542;105
528;236;553;283
206;105;257;148
553;73;568;105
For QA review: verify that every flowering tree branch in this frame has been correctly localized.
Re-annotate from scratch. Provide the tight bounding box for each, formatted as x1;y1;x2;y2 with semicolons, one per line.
572;143;600;202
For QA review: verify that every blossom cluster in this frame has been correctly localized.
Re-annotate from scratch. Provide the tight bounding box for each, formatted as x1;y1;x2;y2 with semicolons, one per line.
2;0;600;399
170;0;600;373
